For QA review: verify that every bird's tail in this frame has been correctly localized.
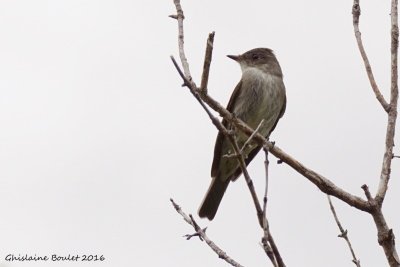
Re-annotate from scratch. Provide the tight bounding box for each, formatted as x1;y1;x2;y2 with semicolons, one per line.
198;178;230;220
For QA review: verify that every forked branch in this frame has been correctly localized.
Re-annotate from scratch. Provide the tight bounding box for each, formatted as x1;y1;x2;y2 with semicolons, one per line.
352;1;399;266
170;199;244;267
352;1;390;112
327;195;361;266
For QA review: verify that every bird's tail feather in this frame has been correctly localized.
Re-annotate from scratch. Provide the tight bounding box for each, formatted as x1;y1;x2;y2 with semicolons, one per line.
198;178;230;220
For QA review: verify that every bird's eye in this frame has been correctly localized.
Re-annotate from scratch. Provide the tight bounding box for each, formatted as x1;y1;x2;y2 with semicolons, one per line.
252;54;260;60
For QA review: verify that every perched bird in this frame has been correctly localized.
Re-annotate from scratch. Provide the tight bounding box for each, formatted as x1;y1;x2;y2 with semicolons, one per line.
198;48;286;220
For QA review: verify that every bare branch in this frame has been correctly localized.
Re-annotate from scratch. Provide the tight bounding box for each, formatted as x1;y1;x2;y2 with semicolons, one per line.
361;183;400;267
262;148;269;215
327;195;361;267
171;0;192;81
227;147;286;267
225;132;264;226
200;32;215;94
260;218;278;267
260;238;278;267
370;1;400;265
264;143;370;213
375;0;399;205
265;227;285;267
261;149;286;267
362;185;400;266
361;184;373;202
241;119;264;155
370;209;400;267
170;56;216;124
352;0;390;112
226;133;284;267
261;149;271;260
170;199;244;267
183;227;207;241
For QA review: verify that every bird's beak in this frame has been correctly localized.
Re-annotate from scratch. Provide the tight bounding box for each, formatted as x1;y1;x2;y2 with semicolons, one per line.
227;54;240;61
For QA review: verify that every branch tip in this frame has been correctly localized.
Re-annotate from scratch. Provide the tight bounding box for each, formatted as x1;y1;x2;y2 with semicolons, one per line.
361;184;373;202
170;199;244;267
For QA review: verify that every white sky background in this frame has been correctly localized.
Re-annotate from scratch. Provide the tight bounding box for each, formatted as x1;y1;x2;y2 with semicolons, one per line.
0;0;399;266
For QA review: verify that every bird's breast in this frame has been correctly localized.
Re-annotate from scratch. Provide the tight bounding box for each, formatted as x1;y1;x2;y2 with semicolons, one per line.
234;67;285;135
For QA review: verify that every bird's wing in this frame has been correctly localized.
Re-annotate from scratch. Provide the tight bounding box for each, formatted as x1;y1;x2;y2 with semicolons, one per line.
230;93;286;181
211;80;243;178
269;89;286;134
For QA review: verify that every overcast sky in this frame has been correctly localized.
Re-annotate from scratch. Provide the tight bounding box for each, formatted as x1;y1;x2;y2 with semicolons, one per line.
0;1;399;267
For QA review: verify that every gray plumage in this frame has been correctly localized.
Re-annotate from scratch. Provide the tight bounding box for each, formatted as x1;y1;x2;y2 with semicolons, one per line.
198;48;286;220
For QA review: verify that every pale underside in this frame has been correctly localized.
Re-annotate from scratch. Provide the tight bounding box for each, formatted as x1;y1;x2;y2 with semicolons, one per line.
213;67;286;182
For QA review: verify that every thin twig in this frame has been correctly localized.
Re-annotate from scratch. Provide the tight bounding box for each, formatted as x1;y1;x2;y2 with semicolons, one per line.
261;217;278;267
261;148;286;267
327;195;361;267
262;147;269;215
200;32;215;94
240;119;264;154
227;132;284;267
170;56;211;117
226;132;264;226
183;227;207;241
171;0;192;81
266;230;285;267
352;0;390;112
170;199;244;267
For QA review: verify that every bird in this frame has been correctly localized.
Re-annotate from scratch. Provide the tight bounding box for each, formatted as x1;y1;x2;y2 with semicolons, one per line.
198;48;286;220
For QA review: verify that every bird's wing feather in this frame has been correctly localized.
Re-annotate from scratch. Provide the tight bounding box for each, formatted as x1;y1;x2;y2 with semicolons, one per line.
269;89;286;134
211;80;243;178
